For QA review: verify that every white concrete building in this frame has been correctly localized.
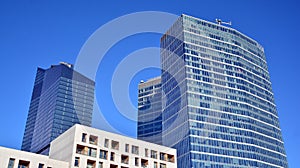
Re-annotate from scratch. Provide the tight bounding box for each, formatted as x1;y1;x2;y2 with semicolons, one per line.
50;124;177;168
0;146;69;168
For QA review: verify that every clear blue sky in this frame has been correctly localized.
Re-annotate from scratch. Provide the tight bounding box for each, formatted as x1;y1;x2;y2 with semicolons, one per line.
0;0;299;167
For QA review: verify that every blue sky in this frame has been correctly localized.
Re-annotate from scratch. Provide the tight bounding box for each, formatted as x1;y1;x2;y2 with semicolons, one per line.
0;0;299;167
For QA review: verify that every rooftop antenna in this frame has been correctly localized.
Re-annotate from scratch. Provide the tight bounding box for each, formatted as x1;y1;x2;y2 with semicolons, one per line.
216;19;232;26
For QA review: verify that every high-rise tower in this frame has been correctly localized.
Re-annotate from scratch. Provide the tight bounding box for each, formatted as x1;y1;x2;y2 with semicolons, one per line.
160;14;288;168
137;77;162;145
22;62;95;155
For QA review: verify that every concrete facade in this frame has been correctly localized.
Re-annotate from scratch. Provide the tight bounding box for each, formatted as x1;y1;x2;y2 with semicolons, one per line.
0;146;69;168
50;124;177;168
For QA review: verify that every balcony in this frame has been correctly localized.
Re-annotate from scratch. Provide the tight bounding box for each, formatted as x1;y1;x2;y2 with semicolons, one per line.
121;155;129;164
141;159;149;168
18;160;30;168
86;160;96;168
160;152;175;163
76;144;97;157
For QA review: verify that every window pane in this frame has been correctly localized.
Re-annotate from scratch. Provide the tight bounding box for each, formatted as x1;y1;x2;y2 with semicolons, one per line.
7;158;15;168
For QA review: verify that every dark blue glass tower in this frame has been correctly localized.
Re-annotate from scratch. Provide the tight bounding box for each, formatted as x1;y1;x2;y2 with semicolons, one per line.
21;62;95;155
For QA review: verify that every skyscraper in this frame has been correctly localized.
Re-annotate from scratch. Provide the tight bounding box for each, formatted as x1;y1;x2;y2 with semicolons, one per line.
22;62;95;155
137;77;162;145
159;14;288;167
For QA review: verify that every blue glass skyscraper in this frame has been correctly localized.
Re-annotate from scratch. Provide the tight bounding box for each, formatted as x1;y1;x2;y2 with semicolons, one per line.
21;62;95;155
160;14;288;168
137;77;162;145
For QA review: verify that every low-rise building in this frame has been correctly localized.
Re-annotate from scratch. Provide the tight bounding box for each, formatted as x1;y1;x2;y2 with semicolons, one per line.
0;146;69;168
50;124;177;168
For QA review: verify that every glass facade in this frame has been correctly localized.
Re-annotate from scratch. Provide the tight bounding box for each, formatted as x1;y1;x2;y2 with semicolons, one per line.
160;14;288;168
137;77;163;145
21;62;95;155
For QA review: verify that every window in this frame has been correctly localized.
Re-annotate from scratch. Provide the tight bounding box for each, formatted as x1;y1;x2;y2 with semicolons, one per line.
38;163;44;168
104;139;109;148
167;154;175;163
110;164;118;168
135;157;139;166
82;133;87;142
76;144;96;157
111;140;119;150
7;158;15;168
160;153;167;161
121;155;129;164
74;157;80;167
151;150;157;159
160;163;166;168
18;160;30;168
141;159;148;167
131;145;139;155
87;160;96;168
88;147;97;157
99;150;108;160
98;162;103;168
76;144;86;155
145;148;149;157
89;135;98;145
154;162;158;168
125;144;129;152
110;152;115;161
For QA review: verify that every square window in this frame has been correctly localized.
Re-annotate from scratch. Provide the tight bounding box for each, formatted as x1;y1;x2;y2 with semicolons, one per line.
18;160;30;168
141;159;148;167
111;140;119;150
151;150;157;159
76;144;86;155
88;147;97;157
160;163;166;168
87;160;96;168
89;135;98;145
121;155;129;164
131;145;139;155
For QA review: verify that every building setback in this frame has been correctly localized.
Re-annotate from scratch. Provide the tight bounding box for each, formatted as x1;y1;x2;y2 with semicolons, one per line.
49;124;177;168
137;77;163;145
21;62;95;155
159;14;288;167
